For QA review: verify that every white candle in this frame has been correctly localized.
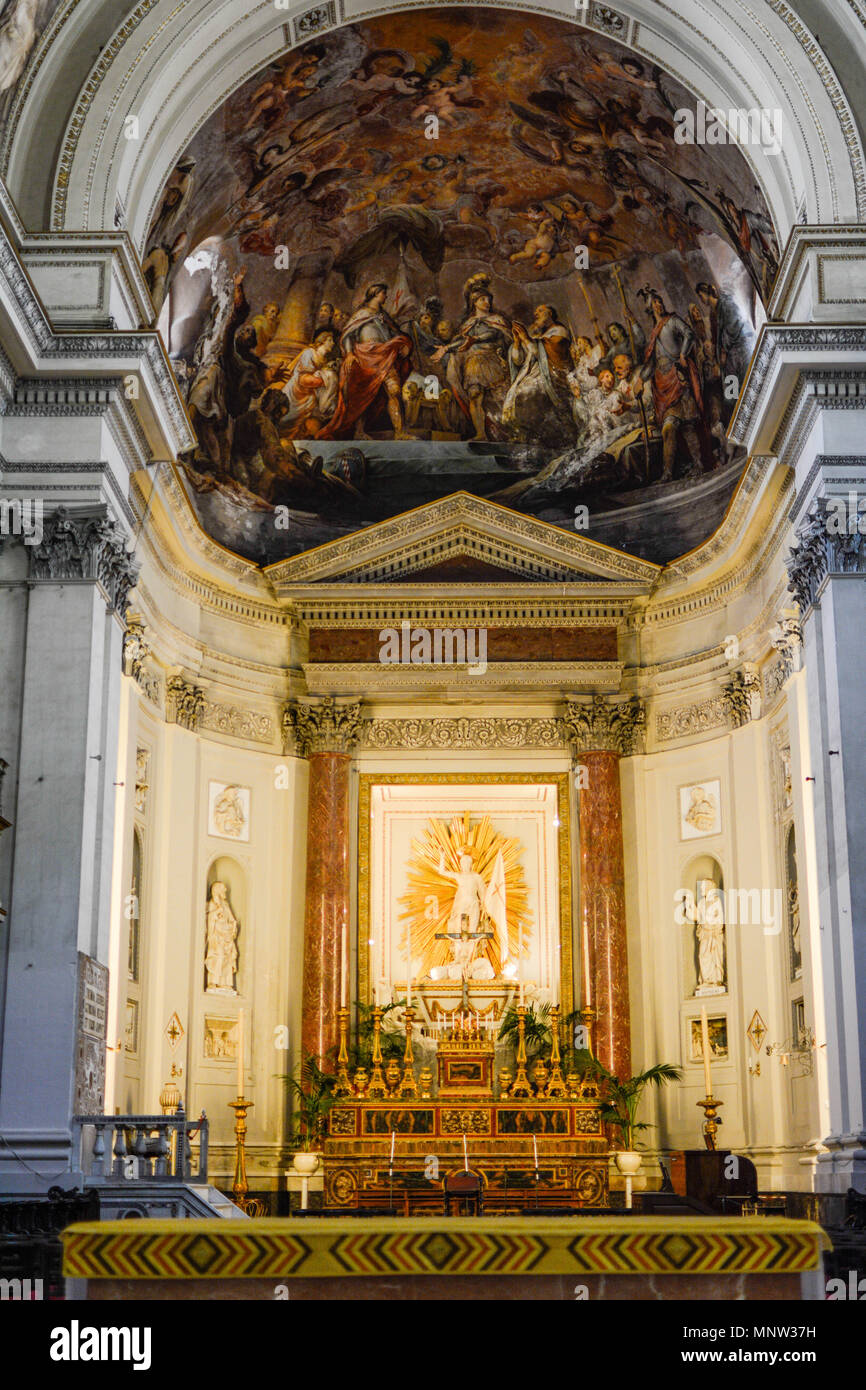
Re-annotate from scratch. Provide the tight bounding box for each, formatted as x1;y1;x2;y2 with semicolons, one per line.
236;1007;244;1097
582;918;592;1009
533;1135;539;1170
390;1131;395;1165
519;928;525;1007
463;1133;468;1172
340;924;348;1009
700;1006;712;1098
406;926;412;1008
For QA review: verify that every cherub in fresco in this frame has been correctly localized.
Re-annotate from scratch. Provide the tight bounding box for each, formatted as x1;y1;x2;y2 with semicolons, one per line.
242;49;323;132
411;59;480;127
508;203;561;268
346;48;419;97
567;42;659;96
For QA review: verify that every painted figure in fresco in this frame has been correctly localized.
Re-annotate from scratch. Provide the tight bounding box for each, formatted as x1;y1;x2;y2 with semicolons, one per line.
716;191;778;300
696;282;755;389
141;232;188;317
502;304;573;440
251;301;280;356
688;300;726;455
186;266;251;472
509;203;560;269
276;328;339;438
640;290;711;479
318;283;413;440
432;274;510;441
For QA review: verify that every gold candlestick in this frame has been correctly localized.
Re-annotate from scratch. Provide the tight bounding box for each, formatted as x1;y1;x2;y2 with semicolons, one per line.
366;1005;388;1099
510;1005;532;1098
230;1100;254;1212
578;1005;597;1057
546;1004;568;1098
334;1006;354;1098
697;1095;723;1150
398;1005;419;1098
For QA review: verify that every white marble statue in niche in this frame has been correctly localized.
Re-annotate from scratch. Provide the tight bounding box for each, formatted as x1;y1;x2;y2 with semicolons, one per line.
692;878;726;995
205;881;239;993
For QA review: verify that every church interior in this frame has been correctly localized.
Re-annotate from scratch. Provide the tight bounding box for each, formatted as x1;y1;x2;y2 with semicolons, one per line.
1;0;866;1315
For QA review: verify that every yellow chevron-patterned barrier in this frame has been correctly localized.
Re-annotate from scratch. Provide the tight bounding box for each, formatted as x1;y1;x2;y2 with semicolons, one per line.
62;1216;828;1281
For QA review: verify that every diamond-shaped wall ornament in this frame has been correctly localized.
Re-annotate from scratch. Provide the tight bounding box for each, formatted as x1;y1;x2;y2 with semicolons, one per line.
165;1012;185;1051
747;1010;767;1052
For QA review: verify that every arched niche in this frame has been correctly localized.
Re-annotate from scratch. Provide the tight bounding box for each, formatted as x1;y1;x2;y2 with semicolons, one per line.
204;856;246;997
679;854;726;1000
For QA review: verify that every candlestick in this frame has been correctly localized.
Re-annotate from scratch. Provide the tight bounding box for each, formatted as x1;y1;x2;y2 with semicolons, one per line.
236;1007;244;1097
700;1006;712;1098
228;1097;263;1216
546;1003;568;1098
398;1004;418;1098
697;1095;723;1150
334;1006;353;1097
510;1005;532;1098
340;924;348;1009
463;1132;468;1172
366;1006;388;1098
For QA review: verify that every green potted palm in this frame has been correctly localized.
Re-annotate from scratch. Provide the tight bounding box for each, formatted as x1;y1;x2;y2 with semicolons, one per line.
280;1053;337;1176
592;1058;683;1178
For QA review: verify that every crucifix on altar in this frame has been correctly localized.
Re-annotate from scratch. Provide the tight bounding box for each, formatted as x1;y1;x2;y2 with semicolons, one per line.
435;914;495;1010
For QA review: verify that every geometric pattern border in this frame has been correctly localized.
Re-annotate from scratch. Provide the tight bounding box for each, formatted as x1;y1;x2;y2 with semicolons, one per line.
62;1217;828;1279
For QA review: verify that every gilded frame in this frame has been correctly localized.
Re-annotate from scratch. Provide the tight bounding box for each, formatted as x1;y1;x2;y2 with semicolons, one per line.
357;772;574;1017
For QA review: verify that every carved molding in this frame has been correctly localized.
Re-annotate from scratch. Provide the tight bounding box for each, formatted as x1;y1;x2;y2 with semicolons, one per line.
787;497;866;612
656;697;728;743
123;616;150;682
283;696;363;757
200;701;274;745
358;716;568;751
29;506;138;616
562;696;645;756
165;675;205;732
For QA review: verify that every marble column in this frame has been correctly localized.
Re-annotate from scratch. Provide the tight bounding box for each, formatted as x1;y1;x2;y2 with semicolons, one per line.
285;698;362;1064
565;697;644;1079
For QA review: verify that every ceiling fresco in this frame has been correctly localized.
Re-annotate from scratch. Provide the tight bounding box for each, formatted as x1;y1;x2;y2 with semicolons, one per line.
0;1;61;111
145;7;779;567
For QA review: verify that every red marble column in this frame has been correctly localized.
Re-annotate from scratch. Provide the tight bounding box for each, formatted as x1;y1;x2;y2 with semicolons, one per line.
567;697;644;1080
289;699;362;1065
579;751;631;1079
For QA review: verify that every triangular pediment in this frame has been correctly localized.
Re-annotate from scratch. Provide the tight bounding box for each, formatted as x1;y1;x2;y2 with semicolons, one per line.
266;493;660;592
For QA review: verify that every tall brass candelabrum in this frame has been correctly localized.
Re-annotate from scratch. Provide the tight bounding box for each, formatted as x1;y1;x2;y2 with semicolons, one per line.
228;1096;264;1216
546;1004;568;1098
334;1006;353;1097
398;1005;418;1098
366;1005;388;1099
510;1005;532;1098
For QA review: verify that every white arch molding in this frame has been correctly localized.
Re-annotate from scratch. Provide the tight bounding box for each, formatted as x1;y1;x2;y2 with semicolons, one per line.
1;0;864;254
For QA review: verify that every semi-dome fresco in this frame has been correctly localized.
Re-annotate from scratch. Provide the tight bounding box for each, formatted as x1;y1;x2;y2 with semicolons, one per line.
147;7;778;565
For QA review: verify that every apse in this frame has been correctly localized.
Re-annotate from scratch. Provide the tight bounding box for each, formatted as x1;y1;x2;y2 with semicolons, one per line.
145;7;777;565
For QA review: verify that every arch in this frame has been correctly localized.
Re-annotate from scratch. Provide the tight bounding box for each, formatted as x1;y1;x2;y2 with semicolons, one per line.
2;0;863;246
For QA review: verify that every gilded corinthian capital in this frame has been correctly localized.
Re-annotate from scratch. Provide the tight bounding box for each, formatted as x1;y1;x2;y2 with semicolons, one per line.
563;695;645;756
283;696;363;757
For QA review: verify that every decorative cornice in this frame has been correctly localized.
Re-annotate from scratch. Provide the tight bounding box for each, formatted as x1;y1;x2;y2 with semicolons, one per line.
562;696;645;757
29;506;138;617
165;675;205;732
303;661;622;694
283;696;363;757
357;715;568;752
731;327;866;445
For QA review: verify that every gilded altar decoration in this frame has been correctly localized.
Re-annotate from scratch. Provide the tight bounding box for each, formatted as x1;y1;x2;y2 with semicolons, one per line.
398;812;531;983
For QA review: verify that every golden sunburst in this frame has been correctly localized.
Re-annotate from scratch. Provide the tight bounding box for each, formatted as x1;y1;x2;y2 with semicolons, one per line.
397;812;532;980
